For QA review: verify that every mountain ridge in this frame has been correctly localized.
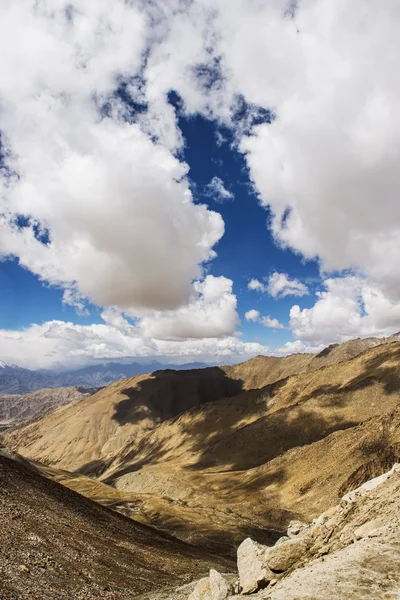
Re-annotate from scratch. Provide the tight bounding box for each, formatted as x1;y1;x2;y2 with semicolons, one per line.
5;334;400;556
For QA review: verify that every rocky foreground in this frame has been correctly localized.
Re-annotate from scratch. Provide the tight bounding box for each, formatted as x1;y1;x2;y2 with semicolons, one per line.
150;465;400;600
0;444;231;600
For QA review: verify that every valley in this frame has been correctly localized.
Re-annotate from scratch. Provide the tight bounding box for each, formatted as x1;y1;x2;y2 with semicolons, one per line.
2;335;400;597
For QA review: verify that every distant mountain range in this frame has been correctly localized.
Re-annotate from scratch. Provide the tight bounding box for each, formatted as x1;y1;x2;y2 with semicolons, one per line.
0;361;209;394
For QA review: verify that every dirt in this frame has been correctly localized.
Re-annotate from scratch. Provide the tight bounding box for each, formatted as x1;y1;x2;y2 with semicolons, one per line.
0;447;232;600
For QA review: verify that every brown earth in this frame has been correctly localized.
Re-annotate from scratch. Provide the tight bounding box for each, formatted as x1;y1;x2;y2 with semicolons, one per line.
3;334;395;471
4;336;400;557
0;444;232;600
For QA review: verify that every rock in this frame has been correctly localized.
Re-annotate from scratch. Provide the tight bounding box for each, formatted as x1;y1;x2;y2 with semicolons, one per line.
353;518;384;541
18;564;30;573
188;577;211;600
209;569;231;600
188;571;232;600
287;520;308;537
266;538;308;572
274;535;290;546
237;537;272;594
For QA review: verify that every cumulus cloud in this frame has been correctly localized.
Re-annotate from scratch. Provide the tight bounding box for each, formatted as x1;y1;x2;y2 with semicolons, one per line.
260;316;285;329
275;340;324;355
0;318;268;370
248;273;308;299
0;1;223;315
248;279;266;292
2;0;400;353
289;277;400;345
232;1;400;301
267;272;309;299
138;275;239;340
245;309;260;322
244;308;284;329
205;176;234;202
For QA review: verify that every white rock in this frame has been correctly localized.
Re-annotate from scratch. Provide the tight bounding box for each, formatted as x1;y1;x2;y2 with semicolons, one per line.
209;569;231;600
237;537;272;594
266;538;308;572
188;577;211;600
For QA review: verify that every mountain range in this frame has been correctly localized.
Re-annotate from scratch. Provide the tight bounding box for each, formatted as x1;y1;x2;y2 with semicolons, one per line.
0;360;209;394
3;333;400;597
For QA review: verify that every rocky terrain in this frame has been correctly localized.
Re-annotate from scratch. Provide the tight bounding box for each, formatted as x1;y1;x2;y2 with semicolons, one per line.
4;335;400;558
0;444;231;600
150;463;400;600
0;386;98;432
2;335;400;597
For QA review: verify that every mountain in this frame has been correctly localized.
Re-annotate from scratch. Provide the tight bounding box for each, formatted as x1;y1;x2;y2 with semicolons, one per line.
0;444;232;599
0;360;209;393
0;386;99;433
5;335;400;557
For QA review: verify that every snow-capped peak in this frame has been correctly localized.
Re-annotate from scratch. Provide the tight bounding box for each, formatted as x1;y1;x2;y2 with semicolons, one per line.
0;361;18;369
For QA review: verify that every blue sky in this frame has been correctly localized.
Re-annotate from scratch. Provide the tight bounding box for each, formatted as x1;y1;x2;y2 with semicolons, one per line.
0;109;320;351
1;2;400;369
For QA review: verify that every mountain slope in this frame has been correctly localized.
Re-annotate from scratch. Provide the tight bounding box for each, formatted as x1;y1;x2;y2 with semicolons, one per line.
6;338;400;556
0;386;98;432
5;335;397;474
3;367;243;473
0;445;231;600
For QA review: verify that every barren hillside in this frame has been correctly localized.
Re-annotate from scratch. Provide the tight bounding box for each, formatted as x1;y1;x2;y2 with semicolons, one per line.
0;444;231;599
6;338;400;557
0;386;98;432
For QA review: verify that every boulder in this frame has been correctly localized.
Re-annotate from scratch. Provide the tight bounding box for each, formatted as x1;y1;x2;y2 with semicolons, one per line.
209;569;232;600
237;537;272;594
188;571;232;600
188;577;211;600
274;535;290;546
266;538;308;572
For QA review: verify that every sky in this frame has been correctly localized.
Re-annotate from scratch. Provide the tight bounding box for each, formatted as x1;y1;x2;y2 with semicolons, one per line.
1;0;400;370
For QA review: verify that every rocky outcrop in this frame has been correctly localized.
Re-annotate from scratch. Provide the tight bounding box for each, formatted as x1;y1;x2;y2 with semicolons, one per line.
179;464;400;600
188;570;232;600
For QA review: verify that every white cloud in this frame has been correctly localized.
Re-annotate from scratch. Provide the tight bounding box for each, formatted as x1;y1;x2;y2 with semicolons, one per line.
0;318;268;371
260;316;285;329
231;0;400;301
0;1;224;315
245;309;260;322
244;308;284;329
138;275;239;340
267;272;309;299
205;176;234;202
2;0;400;352
62;289;89;316
248;279;266;292
289;276;400;345
275;340;324;355
248;273;308;299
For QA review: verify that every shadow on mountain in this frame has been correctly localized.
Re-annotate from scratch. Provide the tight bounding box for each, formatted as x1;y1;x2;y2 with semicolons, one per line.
112;367;244;426
190;406;359;472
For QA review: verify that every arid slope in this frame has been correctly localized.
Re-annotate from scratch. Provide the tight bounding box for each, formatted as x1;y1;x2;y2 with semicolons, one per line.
0;445;231;600
4;334;396;472
5;339;400;556
0;386;97;432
